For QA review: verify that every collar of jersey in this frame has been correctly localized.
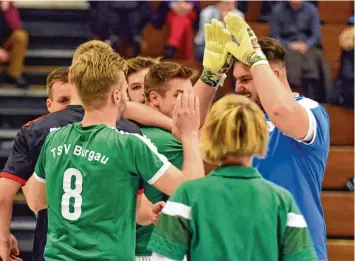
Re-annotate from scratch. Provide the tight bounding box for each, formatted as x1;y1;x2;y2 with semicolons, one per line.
209;165;261;179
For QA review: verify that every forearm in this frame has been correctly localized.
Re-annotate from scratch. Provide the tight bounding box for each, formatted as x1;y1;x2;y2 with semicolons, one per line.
251;64;297;115
181;134;204;179
125;102;173;131
0;179;21;242
23;176;47;212
0;198;13;242
193;79;217;127
136;197;153;226
306;36;318;48
250;64;309;138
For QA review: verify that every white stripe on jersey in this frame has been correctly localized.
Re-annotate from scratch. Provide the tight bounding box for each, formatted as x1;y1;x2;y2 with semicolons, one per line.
151;252;182;261
112;129;171;185
148;161;171;185
287;212;307;228
130;133;171;185
113;128;168;163
162;201;191;220
131;133;168;163
33;172;46;183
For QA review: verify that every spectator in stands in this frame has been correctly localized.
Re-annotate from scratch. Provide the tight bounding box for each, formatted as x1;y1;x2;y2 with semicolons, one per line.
88;1;152;56
161;1;200;60
46;67;71;113
195;1;243;61
331;22;354;108
259;1;319;23
127;56;160;104
0;1;30;89
269;0;331;102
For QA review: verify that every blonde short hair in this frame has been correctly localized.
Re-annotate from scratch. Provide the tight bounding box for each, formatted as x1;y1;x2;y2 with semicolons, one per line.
144;61;198;102
70;49;127;108
72;40;113;63
46;67;69;99
200;94;269;164
127;56;161;76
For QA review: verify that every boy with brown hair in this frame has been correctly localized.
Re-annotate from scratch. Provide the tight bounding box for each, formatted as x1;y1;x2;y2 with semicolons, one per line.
136;61;197;261
126;56;160;104
45;67;71;113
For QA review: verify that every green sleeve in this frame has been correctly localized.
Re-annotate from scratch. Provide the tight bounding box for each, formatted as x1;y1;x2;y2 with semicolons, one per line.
148;184;191;261
126;134;171;185
282;194;317;261
142;128;183;169
34;139;48;183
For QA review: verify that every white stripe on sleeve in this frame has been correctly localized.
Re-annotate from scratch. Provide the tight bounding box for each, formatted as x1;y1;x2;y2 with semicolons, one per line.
133;133;168;163
33;172;46;184
147;161;171;185
287;213;307;228
162;201;191;220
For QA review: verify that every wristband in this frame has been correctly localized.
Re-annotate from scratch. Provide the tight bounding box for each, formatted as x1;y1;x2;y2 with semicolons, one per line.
200;70;227;90
248;51;269;68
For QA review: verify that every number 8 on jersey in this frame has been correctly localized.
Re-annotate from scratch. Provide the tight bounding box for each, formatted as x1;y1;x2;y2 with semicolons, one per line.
61;168;83;221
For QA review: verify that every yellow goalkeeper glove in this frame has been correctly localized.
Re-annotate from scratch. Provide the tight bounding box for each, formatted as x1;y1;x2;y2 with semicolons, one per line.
224;13;269;68
200;19;233;89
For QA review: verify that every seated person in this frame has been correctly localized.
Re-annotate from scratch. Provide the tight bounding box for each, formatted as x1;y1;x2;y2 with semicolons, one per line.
331;24;354;108
269;0;330;102
163;1;200;60
194;0;243;61
0;1;30;89
89;1;151;56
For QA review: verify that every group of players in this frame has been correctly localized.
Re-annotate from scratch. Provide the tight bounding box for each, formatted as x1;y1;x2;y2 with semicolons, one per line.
0;13;330;261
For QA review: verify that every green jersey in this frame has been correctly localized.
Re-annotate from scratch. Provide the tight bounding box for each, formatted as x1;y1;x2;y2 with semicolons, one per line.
148;165;317;261
136;127;183;256
34;123;171;261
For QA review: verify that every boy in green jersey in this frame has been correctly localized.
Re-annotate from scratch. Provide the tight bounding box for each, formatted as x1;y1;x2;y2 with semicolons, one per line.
127;21;235;260
148;94;317;261
129;61;196;259
30;48;205;261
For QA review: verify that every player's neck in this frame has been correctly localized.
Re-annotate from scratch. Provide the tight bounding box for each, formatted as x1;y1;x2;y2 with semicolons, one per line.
81;106;117;128
220;156;252;167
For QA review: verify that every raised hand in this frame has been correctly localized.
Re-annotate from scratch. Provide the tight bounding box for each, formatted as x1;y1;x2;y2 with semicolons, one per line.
172;85;200;138
200;19;233;88
224;12;268;68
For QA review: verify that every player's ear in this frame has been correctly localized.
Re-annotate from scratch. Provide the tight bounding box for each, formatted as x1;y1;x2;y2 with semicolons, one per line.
46;99;52;113
149;91;160;106
273;69;280;78
111;88;120;105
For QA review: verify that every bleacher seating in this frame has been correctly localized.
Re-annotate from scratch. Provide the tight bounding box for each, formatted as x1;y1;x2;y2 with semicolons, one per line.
324;146;354;190
323;192;354;237
324;104;354;145
0;1;353;261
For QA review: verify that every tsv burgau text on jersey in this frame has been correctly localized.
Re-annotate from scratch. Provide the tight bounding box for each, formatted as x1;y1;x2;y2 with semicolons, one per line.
49;144;109;165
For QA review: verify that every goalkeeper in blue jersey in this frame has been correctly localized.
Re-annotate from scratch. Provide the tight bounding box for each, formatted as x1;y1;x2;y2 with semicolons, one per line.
224;13;330;260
